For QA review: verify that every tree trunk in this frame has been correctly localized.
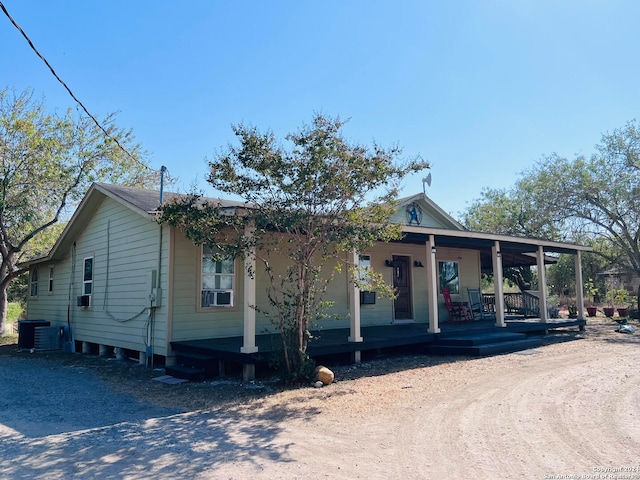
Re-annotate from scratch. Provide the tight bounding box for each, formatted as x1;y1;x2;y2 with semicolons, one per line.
0;283;8;337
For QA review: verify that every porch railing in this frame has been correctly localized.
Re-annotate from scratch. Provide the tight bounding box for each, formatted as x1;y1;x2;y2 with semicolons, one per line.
481;291;541;318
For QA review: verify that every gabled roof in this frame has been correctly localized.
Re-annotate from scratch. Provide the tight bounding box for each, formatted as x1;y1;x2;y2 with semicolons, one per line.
25;183;244;265
24;183;592;270
393;193;466;230
392;193;592;268
93;183;243;215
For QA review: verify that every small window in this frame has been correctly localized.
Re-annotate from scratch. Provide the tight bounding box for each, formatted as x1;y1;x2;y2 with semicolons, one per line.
201;246;234;307
30;268;38;297
83;257;93;296
48;267;54;293
439;260;459;294
358;254;373;290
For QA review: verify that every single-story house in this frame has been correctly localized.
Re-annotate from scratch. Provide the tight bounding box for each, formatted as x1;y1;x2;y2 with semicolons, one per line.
23;183;591;379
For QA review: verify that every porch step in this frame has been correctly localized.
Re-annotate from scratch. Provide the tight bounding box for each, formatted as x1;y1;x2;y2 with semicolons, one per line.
426;332;543;356
437;331;528;346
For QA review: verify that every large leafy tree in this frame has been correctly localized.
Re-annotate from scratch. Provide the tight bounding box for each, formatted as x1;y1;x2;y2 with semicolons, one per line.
461;186;557;290
0;87;158;335
463;120;640;294
161;114;429;380
463;185;560;239
525;121;640;275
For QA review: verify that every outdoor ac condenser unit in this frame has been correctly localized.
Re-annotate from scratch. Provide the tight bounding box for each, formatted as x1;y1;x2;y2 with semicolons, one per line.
34;326;61;351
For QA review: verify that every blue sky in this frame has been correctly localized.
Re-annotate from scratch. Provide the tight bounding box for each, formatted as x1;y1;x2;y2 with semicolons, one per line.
2;1;639;217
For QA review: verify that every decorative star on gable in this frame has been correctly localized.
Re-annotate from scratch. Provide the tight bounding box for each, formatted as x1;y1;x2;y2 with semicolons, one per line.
406;202;422;225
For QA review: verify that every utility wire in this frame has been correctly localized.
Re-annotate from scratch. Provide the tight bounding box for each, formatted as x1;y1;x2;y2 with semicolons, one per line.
0;0;150;170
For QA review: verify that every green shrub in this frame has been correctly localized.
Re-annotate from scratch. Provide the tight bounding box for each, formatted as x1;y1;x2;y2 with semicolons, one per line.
7;302;24;323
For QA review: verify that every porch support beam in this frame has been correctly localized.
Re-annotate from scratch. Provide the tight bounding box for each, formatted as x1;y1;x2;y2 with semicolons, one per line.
348;250;363;343
537;246;549;323
575;250;585;321
493;241;506;327
241;223;258;355
426;235;440;333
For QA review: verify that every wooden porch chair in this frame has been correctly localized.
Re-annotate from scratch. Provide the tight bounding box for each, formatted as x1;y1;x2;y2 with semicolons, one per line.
467;288;486;321
442;287;473;322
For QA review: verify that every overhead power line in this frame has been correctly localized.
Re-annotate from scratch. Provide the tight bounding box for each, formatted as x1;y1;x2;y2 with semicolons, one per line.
0;0;150;170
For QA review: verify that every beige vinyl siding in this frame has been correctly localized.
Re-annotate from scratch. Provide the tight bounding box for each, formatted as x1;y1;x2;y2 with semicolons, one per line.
168;229;483;341
253;249;351;333
357;243;481;325
360;243;414;325
170;231;354;340
170;231;246;340
26;257;74;324
28;195;170;356
75;198;169;355
433;247;481;323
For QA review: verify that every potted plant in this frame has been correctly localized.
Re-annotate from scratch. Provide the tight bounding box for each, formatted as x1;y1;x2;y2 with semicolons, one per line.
584;278;600;305
613;288;630;317
617;292;631;317
586;303;597;317
603;287;628;317
567;304;578;319
602;294;615;317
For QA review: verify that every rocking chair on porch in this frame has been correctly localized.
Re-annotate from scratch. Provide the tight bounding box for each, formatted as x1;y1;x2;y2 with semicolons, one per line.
442;287;473;322
467;288;487;321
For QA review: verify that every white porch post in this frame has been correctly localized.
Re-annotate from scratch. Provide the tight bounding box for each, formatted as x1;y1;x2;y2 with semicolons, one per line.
536;246;549;323
575;250;585;321
493;241;506;327
348;250;363;344
426;235;440;333
241;224;258;355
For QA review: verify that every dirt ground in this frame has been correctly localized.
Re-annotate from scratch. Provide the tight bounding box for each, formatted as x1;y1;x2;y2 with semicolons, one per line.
1;319;639;479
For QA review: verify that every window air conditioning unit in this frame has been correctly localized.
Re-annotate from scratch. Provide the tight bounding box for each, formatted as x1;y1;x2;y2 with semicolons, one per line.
360;291;376;305
77;295;91;307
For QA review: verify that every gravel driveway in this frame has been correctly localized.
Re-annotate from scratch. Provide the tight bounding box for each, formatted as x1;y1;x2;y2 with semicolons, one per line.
1;319;639;479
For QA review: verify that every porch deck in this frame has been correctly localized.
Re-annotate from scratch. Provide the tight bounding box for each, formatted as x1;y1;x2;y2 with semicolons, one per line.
170;317;586;366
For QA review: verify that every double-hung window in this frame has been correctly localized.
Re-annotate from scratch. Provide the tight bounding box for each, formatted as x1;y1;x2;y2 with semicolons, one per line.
48;267;54;293
83;257;93;296
30;268;38;297
358;254;373;290
201;246;234;307
438;260;459;294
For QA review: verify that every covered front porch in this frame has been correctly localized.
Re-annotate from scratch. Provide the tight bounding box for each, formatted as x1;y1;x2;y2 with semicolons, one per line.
168;222;592;381
169;317;586;381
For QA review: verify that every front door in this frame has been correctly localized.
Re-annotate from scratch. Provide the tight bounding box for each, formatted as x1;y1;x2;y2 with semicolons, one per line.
392;255;412;320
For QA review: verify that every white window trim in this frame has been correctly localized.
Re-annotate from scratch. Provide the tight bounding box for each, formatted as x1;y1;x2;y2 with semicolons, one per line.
200;246;235;308
30;268;38;298
358;253;373;290
83;257;93;297
48;267;54;293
